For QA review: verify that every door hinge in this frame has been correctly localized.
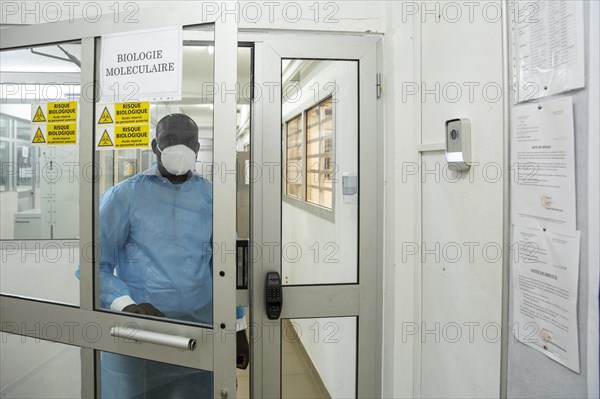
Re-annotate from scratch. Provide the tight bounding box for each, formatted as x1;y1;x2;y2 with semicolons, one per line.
376;73;382;99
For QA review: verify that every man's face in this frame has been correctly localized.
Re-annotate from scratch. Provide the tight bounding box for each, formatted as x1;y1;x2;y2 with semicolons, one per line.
152;117;200;166
155;127;200;153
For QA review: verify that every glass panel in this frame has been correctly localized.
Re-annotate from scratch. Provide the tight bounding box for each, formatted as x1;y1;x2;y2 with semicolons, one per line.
307;140;319;155
323;175;333;190
94;27;218;325
0;115;9;138
307;172;318;186
1;333;81;398
281;317;357;399
0;41;81;305
15;119;30;141
0;139;10;191
0;240;79;303
306;156;319;171
307;186;320;203
281;60;358;285
0;43;81;240
100;351;212;399
306;126;319;141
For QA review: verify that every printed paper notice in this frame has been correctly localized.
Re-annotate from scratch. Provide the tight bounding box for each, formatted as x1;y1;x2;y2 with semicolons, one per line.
513;0;585;102
100;26;182;102
512;225;581;372
511;97;576;231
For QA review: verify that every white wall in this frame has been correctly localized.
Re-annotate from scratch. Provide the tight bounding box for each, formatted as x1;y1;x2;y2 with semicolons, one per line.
384;2;418;397
1;0;386;32
420;5;505;397
388;1;506;398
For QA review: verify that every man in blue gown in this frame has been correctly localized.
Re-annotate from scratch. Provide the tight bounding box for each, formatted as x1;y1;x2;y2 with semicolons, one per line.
99;113;248;398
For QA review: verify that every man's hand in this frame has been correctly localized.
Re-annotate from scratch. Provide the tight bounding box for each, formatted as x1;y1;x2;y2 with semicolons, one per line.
122;303;166;317
236;330;249;369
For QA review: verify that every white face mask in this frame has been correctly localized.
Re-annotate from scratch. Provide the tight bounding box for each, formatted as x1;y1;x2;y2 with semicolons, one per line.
158;144;197;176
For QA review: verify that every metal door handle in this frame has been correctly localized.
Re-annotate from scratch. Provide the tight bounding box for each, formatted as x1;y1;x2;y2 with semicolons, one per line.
110;326;197;351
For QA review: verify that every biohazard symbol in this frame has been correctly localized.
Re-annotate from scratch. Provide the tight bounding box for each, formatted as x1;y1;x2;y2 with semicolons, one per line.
98;107;114;124
33;106;46;122
32;127;46;143
98;130;114;147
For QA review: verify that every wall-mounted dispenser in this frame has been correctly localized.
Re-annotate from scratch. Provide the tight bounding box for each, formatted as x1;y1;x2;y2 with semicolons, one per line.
445;118;471;171
342;172;358;204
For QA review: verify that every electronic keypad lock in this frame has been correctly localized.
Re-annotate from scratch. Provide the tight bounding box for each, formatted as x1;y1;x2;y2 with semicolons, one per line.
445;118;471;171
265;272;282;320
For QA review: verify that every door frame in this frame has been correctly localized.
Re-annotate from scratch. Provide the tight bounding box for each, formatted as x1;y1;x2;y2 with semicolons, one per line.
0;6;239;398
1;16;385;398
247;32;383;398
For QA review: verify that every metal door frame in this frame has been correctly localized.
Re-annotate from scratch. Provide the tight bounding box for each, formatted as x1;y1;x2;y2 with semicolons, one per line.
247;32;383;398
0;6;239;398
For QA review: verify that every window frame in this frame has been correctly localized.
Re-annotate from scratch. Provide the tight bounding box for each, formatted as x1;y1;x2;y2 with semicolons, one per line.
283;112;304;200
282;89;336;222
304;96;334;210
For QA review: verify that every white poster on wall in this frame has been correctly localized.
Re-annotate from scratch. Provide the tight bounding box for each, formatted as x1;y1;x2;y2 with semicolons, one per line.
512;0;585;103
512;225;581;372
511;96;576;231
100;26;182;103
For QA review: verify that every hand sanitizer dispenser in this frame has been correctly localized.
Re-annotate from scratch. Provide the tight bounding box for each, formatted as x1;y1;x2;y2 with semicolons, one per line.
342;172;358;204
445;118;471;171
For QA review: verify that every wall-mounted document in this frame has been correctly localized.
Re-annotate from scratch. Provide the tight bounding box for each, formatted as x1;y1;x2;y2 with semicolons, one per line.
100;26;183;102
512;225;581;372
512;0;585;103
511;97;576;231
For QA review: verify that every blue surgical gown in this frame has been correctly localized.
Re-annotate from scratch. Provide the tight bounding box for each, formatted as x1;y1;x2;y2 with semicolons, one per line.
98;167;244;398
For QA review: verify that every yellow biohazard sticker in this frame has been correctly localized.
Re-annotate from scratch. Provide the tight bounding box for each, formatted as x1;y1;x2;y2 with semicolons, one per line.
114;124;150;148
96;102;151;150
47;101;77;123
32;127;46;143
115;102;150;124
98;130;114;147
98;107;114;124
33;106;46;122
31;102;78;145
46;123;77;145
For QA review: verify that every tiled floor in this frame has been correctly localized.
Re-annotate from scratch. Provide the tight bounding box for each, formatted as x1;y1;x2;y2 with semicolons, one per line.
236;321;326;399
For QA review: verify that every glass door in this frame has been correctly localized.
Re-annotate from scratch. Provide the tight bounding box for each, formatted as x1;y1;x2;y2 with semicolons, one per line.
250;35;382;398
1;8;241;399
